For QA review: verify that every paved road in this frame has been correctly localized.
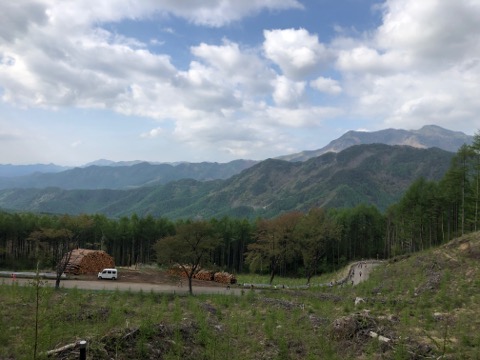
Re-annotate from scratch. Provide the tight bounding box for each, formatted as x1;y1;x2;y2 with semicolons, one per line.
1;277;244;295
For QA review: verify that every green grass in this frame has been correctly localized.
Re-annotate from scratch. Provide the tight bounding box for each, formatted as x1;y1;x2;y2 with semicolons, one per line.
236;266;351;287
2;232;480;359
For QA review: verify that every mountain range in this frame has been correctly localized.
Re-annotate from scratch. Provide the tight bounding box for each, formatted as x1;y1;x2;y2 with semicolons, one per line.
0;125;472;219
0;144;455;219
0;160;257;190
0;125;472;190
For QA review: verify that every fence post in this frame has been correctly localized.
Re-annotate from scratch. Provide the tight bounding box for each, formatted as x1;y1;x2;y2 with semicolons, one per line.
79;340;87;360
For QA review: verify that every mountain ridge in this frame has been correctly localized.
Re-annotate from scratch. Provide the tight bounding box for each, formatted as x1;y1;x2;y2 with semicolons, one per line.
277;124;472;161
0;144;454;219
0;160;258;190
0;125;470;189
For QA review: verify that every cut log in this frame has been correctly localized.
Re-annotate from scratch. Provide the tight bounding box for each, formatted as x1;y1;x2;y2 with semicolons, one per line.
214;271;237;284
63;249;115;275
194;270;214;281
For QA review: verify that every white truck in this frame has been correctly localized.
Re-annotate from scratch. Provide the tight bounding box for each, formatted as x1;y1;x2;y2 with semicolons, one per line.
98;268;118;280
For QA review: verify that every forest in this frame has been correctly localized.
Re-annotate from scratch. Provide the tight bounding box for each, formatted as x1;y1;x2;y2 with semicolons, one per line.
0;131;479;282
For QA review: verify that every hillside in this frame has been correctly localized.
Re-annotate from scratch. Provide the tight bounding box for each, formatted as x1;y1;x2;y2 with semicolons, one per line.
2;231;480;359
0;144;454;219
278;124;472;161
0;159;257;190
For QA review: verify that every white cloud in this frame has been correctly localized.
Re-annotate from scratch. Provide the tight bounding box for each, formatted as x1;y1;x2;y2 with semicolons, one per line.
152;0;304;27
265;106;343;128
376;0;480;68
263;28;331;80
141;127;164;139
310;77;342;95
335;0;480;132
1;0;479;165
190;40;275;95
272;76;306;107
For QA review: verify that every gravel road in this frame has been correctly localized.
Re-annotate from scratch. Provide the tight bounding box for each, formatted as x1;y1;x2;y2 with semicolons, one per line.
2;277;244;295
350;262;379;285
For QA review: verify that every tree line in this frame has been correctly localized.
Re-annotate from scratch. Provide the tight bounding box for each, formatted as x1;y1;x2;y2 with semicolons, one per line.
0;206;383;279
0;131;478;283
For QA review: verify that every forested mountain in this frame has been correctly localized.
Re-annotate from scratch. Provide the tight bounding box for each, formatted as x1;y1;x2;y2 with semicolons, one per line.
278;125;472;161
0;125;468;189
0;159;257;190
0;144;453;219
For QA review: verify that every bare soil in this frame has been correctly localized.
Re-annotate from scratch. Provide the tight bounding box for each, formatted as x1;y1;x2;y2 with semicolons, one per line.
70;267;227;288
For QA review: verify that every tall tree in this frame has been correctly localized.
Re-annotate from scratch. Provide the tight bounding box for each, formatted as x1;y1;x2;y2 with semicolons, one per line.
154;220;219;295
27;227;76;289
246;212;302;284
295;208;340;284
471;130;480;231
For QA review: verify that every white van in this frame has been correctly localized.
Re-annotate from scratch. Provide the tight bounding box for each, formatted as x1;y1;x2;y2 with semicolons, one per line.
98;268;118;280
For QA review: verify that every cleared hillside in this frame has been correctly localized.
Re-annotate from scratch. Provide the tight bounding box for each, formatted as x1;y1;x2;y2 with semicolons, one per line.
2;232;480;359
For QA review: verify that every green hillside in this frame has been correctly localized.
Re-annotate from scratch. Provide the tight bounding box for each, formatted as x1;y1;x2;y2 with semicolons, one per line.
2;232;480;359
0;144;453;219
0;160;257;190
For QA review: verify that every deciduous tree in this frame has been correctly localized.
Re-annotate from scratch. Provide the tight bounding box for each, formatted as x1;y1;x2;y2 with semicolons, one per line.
154;220;219;295
295;208;340;284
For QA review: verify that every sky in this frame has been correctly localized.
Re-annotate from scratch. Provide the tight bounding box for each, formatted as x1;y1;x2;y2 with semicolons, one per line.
0;0;479;166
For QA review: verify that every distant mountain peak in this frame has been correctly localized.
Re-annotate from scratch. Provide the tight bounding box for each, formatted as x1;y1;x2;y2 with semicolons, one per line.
277;125;472;162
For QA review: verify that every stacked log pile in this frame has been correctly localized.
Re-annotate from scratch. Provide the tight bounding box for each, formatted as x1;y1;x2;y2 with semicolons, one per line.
194;269;215;281
214;271;237;284
166;264;188;277
64;249;115;275
167;265;236;284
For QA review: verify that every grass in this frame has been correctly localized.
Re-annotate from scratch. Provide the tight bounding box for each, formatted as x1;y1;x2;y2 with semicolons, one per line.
2;232;480;359
236;265;352;287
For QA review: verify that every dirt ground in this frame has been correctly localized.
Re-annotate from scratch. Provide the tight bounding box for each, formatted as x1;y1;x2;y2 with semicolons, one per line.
70;267;227;288
3;267;240;295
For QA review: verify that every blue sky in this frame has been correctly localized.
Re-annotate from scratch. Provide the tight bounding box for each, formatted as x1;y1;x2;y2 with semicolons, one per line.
0;0;479;166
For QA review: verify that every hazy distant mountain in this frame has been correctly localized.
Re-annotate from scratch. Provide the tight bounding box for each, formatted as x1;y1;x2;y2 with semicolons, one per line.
0;160;258;190
0;163;71;177
82;159;151;167
0;124;468;188
0;144;454;219
278;125;472;162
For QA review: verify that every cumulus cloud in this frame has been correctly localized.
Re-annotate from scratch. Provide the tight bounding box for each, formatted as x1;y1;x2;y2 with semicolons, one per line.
310;77;342;95
272;76;306;107
141;127;164;139
376;0;480;68
153;0;304;27
190;40;275;95
1;0;479;164
335;0;480;131
263;28;332;80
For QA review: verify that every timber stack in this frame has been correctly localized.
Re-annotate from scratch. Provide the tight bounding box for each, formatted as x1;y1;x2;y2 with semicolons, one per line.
64;249;115;275
167;265;236;284
194;269;215;281
214;271;237;284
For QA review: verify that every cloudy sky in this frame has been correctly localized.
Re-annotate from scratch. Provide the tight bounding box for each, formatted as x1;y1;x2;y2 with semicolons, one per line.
1;0;479;166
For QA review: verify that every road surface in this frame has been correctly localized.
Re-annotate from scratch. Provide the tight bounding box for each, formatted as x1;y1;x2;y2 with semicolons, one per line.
350;261;379;285
1;277;245;295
